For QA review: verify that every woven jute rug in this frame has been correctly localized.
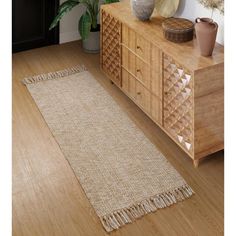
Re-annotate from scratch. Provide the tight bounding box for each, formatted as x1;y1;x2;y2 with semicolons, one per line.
23;65;194;232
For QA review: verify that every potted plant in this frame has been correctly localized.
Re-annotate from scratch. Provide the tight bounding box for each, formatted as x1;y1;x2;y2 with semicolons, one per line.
195;0;224;56
49;0;119;53
198;0;224;16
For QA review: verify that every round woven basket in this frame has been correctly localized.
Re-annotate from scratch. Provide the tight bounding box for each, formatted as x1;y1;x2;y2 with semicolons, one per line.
162;18;194;43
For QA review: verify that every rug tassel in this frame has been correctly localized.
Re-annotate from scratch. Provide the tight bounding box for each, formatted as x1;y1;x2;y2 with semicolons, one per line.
100;184;194;232
22;65;87;85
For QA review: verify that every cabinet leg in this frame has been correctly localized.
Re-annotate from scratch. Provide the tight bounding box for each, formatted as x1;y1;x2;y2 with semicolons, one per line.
193;159;199;168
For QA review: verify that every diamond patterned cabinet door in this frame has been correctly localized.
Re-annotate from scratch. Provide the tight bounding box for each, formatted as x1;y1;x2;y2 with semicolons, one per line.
101;10;121;86
163;54;194;155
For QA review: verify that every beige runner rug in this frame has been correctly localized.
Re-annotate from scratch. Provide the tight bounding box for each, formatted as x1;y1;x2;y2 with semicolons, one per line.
23;65;194;232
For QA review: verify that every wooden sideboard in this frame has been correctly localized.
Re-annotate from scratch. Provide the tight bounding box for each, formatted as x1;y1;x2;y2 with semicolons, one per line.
100;2;224;167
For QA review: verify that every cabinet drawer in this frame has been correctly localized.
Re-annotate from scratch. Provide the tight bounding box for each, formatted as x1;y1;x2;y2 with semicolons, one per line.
122;46;136;75
136;80;151;113
122;69;136;99
136;34;150;62
151;95;162;125
122;45;150;89
122;24;150;63
122;24;136;52
136;57;150;89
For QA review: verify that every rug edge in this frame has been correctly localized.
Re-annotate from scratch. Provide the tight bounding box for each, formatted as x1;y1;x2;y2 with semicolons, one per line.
22;64;87;85
100;184;194;232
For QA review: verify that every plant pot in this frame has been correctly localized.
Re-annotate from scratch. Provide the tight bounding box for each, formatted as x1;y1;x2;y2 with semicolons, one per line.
82;26;100;54
195;17;218;57
131;0;155;21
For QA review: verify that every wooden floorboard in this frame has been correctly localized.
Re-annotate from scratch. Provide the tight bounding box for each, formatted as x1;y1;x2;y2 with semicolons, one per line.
12;41;224;236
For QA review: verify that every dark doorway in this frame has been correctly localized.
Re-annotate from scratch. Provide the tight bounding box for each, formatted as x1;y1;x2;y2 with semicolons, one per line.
12;0;59;53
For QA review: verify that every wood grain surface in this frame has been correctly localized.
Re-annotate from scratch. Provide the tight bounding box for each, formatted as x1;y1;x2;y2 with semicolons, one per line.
13;41;224;236
101;2;224;164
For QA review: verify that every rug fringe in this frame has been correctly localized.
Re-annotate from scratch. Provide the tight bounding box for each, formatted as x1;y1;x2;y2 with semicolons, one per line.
22;65;87;85
100;184;194;232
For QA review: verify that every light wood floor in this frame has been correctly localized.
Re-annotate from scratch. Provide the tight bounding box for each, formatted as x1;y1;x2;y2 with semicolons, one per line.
13;41;224;236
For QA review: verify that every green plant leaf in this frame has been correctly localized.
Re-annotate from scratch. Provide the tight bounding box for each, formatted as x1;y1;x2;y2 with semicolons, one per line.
80;0;94;16
104;0;119;4
92;0;99;29
79;11;92;40
79;0;98;30
49;0;79;30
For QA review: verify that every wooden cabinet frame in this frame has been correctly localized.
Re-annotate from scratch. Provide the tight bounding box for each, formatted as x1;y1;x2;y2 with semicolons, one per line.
100;3;224;167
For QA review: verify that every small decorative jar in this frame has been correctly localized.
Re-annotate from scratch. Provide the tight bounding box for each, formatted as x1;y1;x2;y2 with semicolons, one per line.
131;0;155;21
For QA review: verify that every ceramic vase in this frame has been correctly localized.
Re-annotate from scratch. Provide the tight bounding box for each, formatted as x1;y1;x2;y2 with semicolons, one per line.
195;17;218;57
131;0;155;21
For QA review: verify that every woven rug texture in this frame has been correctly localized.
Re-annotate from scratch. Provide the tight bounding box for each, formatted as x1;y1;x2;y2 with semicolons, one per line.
23;66;194;232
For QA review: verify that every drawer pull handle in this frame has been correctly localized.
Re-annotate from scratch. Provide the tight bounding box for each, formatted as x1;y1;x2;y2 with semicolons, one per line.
137;45;142;51
137;69;143;76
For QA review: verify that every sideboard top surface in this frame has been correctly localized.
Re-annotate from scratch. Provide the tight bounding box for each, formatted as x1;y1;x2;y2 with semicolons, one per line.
101;2;224;71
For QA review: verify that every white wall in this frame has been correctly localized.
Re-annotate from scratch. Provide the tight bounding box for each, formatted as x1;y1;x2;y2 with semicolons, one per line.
59;0;84;44
175;0;224;45
59;0;224;45
59;0;102;44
